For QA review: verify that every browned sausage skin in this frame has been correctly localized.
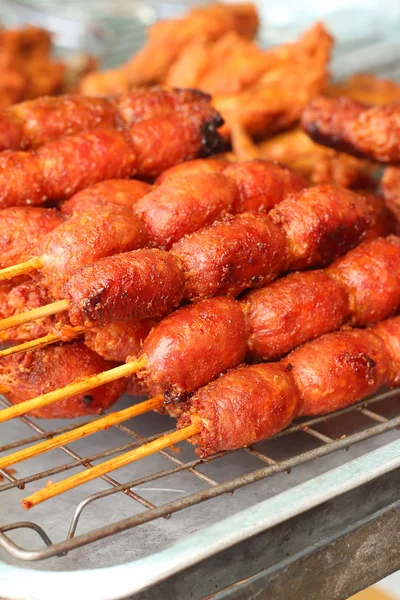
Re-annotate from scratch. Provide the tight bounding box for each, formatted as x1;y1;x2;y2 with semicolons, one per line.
61;179;152;215
172;212;288;300
242;271;350;361
40;205;148;297
134;297;247;402
269;185;373;269
64;249;185;327
179;316;400;457
0;206;64;268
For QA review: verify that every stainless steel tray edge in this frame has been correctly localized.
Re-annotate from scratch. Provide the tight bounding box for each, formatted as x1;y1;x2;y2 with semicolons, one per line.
1;438;400;600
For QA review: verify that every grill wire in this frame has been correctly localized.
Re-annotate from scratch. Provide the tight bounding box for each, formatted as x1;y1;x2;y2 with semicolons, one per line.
1;388;399;562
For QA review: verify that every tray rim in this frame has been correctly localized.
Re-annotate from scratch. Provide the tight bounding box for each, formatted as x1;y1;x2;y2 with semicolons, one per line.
1;438;399;600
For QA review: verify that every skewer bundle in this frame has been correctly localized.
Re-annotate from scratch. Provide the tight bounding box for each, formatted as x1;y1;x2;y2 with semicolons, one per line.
0;82;400;514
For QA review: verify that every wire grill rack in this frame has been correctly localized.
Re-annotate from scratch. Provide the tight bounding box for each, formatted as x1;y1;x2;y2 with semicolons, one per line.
1;387;400;564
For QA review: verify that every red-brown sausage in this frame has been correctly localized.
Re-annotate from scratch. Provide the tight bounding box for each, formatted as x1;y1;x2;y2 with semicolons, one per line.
61;179;152;215
133;171;238;249
172;212;288;300
0;343;127;419
155;158;229;185
224;160;307;212
270;185;373;269
37;129;138;201
180;363;299;457
8;95;121;150
284;329;390;416
327;236;400;326
242;271;350;361
135;297;247;402
0;206;64;268
128;102;225;179
64;249;185;327
371;316;400;386
40;205;148;297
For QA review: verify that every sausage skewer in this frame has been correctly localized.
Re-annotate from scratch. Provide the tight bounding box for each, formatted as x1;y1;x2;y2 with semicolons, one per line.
1;234;399;432
20;314;400;509
0;159;307;283
0;98;224;210
0;87;212;152
301;95;400;163
0;185;373;334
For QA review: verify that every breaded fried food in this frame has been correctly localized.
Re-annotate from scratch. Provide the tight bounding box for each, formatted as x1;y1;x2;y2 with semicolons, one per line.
231;123;378;189
212;23;333;136
80;3;258;96
328;73;400;105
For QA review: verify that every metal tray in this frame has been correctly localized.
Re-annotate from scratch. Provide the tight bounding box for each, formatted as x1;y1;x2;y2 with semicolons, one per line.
1;388;400;599
2;3;400;599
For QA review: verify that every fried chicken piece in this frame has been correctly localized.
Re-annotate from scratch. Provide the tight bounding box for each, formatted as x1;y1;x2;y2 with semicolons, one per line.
213;23;333;137
0;26;64;108
302;96;400;163
80;3;258;96
328;74;400;105
231;123;378;189
167;31;268;93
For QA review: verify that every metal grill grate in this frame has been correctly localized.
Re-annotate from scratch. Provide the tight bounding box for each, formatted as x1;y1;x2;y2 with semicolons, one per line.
1;388;399;563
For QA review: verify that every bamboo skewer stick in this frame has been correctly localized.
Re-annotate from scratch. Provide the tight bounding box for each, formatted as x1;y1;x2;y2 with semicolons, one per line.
0;257;43;282
0;326;85;358
0;395;164;471
22;423;200;509
0;357;147;423
0;300;69;333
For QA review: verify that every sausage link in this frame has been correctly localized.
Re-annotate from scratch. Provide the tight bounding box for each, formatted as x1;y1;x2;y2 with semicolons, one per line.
64;249;185;327
136;297;247;402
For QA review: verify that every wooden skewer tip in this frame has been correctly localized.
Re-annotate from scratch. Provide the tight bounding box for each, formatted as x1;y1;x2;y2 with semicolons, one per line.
22;423;200;509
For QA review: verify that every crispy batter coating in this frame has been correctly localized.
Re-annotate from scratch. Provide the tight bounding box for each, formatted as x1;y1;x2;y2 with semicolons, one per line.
242;271;350;361
135;297;247;402
302;96;400;163
255;126;378;189
134;172;238;249
0;206;64;268
64;249;185;327
61;179;152;215
0;343;126;418
180;363;299;457
172;212;288;300
40;205;148;297
212;23;333;137
85;319;155;362
0;26;64;110
269;185;372;269
79;3;258;95
328;74;400;105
